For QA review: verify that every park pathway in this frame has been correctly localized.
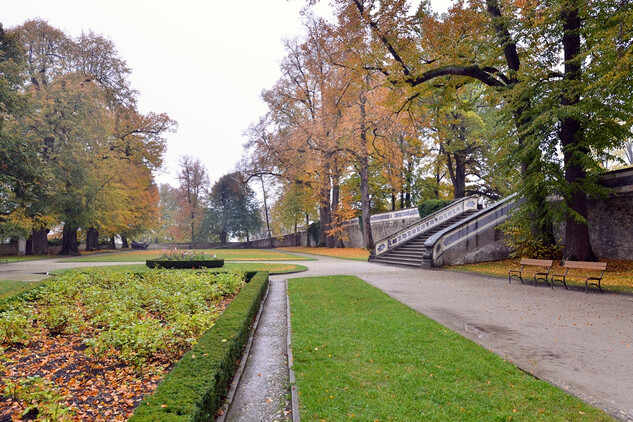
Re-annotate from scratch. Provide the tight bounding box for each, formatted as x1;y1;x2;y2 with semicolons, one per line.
226;254;633;421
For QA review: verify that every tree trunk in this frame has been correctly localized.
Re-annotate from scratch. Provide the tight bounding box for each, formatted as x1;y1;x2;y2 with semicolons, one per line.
331;170;345;248
305;213;311;247
560;1;595;261
85;227;98;251
359;89;374;250
220;231;227;246
110;236;116;249
260;176;273;248
189;211;195;249
31;228;49;255
319;203;333;248
59;223;79;255
121;235;129;249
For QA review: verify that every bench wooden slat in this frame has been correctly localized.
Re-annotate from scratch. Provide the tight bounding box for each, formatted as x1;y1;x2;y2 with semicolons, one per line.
564;261;607;271
551;260;607;293
509;258;553;287
519;258;553;267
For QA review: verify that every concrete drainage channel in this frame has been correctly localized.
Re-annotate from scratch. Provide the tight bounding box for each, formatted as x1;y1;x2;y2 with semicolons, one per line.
218;278;299;421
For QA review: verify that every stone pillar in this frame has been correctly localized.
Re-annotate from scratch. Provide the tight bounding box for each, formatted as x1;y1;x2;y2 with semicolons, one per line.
18;236;26;256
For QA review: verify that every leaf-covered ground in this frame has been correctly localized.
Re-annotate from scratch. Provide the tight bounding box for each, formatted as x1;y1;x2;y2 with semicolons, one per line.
448;258;633;292
0;269;242;421
276;247;369;261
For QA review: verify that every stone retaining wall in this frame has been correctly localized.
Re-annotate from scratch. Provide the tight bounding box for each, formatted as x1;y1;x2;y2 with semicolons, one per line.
589;193;633;260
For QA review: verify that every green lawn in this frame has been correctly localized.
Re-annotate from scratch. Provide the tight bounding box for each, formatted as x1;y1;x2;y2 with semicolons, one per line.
0;280;46;300
0;255;57;263
288;276;614;421
60;249;315;262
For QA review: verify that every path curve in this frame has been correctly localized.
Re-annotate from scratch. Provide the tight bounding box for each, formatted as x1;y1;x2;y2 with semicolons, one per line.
282;254;633;421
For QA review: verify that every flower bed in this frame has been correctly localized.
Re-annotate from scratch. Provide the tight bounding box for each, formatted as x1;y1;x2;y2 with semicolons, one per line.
146;249;224;269
0;268;262;421
146;259;224;269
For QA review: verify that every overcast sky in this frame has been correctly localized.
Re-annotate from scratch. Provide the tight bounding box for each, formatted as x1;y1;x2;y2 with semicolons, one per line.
3;0;450;188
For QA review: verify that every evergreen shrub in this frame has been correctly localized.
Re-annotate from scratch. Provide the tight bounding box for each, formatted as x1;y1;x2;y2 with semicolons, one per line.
417;199;454;219
145;259;224;269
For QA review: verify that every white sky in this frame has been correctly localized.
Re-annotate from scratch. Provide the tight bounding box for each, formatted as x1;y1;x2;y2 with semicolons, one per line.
3;0;451;188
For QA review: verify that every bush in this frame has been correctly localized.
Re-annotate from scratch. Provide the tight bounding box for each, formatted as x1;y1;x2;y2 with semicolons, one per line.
417;199;454;219
146;259;224;269
129;271;269;422
501;212;562;259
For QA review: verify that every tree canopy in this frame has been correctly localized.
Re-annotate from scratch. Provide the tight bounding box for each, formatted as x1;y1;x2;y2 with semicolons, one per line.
0;19;176;253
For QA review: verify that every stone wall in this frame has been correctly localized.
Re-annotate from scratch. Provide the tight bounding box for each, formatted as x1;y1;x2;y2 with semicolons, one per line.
341;216;422;248
588;193;633;260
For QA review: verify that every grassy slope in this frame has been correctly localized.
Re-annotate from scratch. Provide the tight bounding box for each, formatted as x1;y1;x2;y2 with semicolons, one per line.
289;276;613;421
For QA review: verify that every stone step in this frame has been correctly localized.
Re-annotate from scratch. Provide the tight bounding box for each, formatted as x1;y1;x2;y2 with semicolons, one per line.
372;209;481;268
370;256;421;268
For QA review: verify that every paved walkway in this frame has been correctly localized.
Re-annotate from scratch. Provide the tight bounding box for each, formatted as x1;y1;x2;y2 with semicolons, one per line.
229;255;633;421
2;254;632;420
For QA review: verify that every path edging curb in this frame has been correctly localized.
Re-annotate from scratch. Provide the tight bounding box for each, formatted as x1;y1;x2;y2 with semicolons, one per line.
286;279;300;422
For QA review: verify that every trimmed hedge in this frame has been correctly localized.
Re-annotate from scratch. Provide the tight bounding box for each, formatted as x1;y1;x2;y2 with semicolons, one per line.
145;259;224;269
129;271;269;422
417;199;454;218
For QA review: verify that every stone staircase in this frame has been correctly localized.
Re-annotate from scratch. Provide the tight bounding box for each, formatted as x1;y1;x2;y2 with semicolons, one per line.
369;210;478;268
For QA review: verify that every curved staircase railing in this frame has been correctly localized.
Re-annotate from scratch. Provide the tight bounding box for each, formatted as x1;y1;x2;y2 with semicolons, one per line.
422;194;520;267
372;196;480;257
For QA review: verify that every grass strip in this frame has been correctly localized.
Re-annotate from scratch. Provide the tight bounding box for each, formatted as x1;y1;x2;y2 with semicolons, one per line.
48;263;306;277
129;271;269;422
0;281;47;312
0;280;45;300
62;249;315;262
277;246;369;261
288;276;614;421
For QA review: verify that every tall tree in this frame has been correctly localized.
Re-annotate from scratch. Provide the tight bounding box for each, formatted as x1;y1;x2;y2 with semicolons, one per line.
176;156;208;248
207;172;263;245
320;0;633;260
8;20;174;254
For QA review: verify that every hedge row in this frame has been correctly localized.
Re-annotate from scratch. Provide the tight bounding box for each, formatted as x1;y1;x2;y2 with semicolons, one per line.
129;271;269;422
145;259;225;269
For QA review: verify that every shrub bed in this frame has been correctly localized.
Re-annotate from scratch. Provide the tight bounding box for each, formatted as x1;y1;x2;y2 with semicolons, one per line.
0;269;253;420
146;259;224;269
129;271;269;421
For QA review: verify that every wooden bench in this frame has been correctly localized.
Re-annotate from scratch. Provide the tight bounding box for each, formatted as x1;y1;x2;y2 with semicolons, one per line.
551;261;607;293
0;257;8;264
508;258;553;287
